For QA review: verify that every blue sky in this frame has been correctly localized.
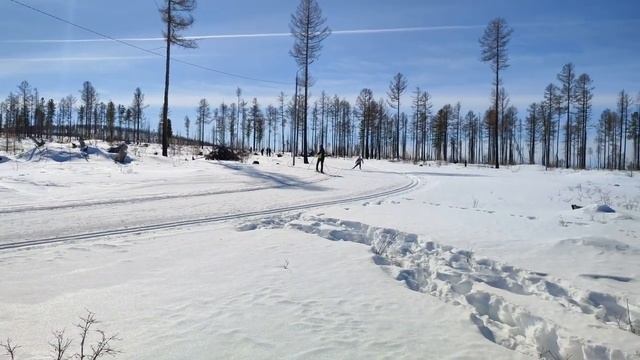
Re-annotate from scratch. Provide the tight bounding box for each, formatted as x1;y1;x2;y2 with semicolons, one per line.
1;0;639;134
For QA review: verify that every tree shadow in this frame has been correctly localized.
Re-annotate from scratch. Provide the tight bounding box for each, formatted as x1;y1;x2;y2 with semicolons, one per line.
212;162;327;191
363;169;488;177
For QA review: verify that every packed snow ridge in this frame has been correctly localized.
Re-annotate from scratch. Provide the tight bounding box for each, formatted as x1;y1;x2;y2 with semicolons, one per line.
239;214;639;359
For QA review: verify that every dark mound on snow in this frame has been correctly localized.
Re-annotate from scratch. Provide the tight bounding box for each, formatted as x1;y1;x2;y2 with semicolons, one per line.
205;145;242;161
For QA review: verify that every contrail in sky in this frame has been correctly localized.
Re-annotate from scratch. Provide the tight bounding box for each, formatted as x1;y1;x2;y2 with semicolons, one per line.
0;55;156;62
0;25;484;43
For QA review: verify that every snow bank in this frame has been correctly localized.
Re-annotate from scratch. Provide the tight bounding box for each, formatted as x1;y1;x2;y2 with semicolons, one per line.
239;214;639;359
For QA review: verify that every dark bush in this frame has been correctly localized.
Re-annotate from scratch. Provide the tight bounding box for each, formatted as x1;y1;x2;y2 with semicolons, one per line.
205;145;242;161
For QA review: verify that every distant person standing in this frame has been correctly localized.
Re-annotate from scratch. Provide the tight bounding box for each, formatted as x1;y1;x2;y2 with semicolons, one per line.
352;156;364;170
261;148;264;156
316;145;326;173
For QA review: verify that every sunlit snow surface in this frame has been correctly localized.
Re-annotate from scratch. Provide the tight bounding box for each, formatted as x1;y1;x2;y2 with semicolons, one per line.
1;141;639;359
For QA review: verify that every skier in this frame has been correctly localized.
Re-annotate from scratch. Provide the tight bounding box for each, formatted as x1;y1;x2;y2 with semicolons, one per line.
352;156;364;170
261;148;264;156
316;145;325;173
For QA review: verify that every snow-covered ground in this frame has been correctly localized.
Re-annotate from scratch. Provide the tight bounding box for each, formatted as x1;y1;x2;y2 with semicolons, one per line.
1;141;639;359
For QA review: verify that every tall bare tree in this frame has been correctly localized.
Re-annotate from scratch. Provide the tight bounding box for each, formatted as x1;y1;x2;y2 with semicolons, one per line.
479;18;513;169
278;92;287;153
160;0;197;156
79;81;97;139
618;90;631;169
574;73;593;169
196;98;210;148
387;72;408;160
184;115;190;140
557;63;576;168
131;87;146;144
106;101;115;142
289;0;330;164
235;87;242;149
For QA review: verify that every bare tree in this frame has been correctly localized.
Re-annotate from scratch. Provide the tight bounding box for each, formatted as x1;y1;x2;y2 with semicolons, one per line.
542;83;559;169
557;63;576;168
160;0;197;156
106;101;116;142
196;98;211;148
574;73;593;169
79;81;97;139
618;90;631;169
76;310;119;360
289;0;331;164
50;329;72;360
278;92;287;153
0;338;19;360
479;18;513;169
235;87;242;149
387;72;408;160
184;115;190;140
131;88;146;144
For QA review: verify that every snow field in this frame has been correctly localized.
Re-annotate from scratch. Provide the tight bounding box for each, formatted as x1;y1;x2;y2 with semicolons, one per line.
1;140;639;359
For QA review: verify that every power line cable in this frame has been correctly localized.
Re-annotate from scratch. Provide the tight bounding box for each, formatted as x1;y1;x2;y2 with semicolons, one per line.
8;0;292;86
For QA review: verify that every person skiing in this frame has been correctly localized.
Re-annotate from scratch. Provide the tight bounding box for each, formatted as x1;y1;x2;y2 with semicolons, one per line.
352;156;364;170
316;145;326;173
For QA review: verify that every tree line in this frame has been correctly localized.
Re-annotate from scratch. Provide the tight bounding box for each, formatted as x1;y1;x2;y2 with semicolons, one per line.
0;80;155;150
2;0;639;170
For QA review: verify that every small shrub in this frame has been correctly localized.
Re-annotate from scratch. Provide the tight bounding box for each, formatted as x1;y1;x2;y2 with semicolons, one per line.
0;310;120;360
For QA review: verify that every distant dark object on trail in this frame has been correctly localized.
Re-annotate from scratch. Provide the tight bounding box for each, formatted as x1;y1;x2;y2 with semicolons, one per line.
154;152;158;155
571;204;583;210
252;160;260;165
596;204;615;213
111;143;128;163
108;143;127;153
205;145;241;161
79;138;88;152
253;152;259;156
29;136;45;148
277;153;283;157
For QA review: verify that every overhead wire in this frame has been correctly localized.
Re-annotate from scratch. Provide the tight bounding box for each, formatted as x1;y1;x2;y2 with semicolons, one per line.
8;0;293;86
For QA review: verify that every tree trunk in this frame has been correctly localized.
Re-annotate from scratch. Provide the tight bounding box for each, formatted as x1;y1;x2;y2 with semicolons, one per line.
161;2;171;157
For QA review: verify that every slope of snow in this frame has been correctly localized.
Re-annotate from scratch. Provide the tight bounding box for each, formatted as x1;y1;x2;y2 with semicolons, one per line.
1;142;639;359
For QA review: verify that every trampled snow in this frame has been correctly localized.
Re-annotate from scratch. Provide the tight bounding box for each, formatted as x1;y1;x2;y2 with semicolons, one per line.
1;141;639;359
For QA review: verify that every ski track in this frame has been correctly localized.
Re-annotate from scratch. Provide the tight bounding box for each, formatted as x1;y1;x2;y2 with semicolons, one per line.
0;176;329;214
237;214;638;360
0;176;419;251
